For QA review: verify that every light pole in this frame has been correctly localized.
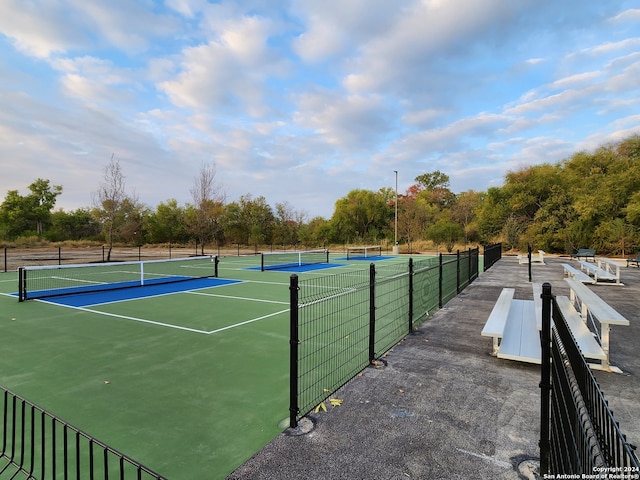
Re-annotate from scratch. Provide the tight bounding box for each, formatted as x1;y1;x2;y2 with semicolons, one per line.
393;170;399;255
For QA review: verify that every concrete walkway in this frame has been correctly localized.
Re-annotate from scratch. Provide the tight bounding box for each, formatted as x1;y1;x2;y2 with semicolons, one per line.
228;256;640;480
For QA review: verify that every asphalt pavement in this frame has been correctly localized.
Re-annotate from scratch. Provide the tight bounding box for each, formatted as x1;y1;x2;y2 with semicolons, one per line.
227;255;640;480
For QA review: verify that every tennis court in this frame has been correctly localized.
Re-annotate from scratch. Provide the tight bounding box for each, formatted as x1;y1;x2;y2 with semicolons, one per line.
0;252;408;478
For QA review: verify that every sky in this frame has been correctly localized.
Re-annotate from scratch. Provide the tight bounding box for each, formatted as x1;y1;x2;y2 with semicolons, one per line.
1;1;640;220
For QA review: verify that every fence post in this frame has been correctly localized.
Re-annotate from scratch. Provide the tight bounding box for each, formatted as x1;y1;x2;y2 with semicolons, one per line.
456;250;461;294
289;274;300;429
408;257;414;334
539;282;553;474
3;247;6;272
438;254;443;308
528;243;532;283
368;263;376;363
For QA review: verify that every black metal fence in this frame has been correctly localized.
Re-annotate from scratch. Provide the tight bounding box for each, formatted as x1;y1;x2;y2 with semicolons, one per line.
483;243;502;271
0;386;166;479
288;249;480;428
539;283;640;474
1;246;205;273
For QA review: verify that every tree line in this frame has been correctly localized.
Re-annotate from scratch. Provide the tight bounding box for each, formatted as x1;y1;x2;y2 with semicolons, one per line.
1;135;639;256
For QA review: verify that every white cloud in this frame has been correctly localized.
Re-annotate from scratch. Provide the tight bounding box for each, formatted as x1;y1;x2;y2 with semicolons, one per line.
293;91;395;151
1;0;640;219
158;15;287;117
0;1;84;57
609;8;640;23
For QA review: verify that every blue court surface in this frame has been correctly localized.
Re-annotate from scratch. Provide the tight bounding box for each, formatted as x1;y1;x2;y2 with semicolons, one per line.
336;255;396;261
20;277;242;307
247;263;347;272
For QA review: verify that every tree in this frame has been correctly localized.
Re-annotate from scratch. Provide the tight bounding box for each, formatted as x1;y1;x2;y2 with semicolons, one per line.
118;196;149;245
242;194;275;248
415;170;455;208
0;190;32;239
397;192;435;252
145;199;188;244
186;163;225;254
593;218;637;257
49;208;101;241
475;187;510;243
449;190;483;245
220;194;275;248
273;201;306;248
298;216;331;247
331;189;391;243
0;179;62;239
426;218;464;253
93;155;128;261
27;179;63;235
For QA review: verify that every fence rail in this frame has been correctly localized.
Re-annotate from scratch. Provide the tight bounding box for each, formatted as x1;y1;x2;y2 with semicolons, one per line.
1;386;167;480
289;249;480;428
539;283;639;474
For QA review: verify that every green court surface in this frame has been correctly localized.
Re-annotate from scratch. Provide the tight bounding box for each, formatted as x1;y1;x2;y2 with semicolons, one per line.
0;253;416;479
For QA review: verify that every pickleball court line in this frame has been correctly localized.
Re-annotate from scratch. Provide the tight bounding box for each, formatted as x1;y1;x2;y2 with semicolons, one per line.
186;290;289;305
40;301;289;336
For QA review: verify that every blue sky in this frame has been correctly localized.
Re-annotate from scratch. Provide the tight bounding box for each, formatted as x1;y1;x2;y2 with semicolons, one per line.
1;1;639;219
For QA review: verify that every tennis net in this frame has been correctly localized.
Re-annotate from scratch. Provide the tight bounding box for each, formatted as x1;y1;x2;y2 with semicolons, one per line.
18;255;218;301
346;245;382;260
261;249;329;271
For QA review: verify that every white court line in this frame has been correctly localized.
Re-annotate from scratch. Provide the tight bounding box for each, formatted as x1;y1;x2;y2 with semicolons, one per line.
187;290;288;305
205;309;289;335
35;298;289;336
55;304;212;335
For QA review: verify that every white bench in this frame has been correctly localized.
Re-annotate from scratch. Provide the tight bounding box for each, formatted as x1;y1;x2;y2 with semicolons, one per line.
533;282;543;331
578;259;622;285
481;288;515;356
517;250;545;265
561;263;596;284
564;278;629;373
497;299;541;364
595;258;622;285
555;296;606;361
481;285;541;364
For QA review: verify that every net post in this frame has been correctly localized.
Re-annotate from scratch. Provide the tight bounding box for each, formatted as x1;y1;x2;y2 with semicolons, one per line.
289;274;300;429
140;261;145;286
261;253;265;272
214;256;219;277
18;267;25;302
368;263;376;364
